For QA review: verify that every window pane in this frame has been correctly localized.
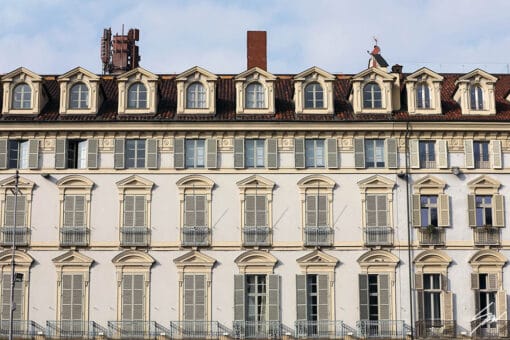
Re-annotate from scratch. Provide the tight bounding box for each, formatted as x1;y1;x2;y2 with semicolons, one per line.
12;84;31;109
246;83;264;108
187;82;206;109
128;83;147;109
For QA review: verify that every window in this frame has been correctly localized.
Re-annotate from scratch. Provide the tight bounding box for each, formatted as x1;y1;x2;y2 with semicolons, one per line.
234;138;278;169
114;139;157;170
420;196;438;227
69;83;89;109
0;251;32;324
465;140;501;169
305;195;327;228
296;274;330;336
365;139;385;168
183;274;206;322
473;141;490;169
123;195;146;228
186;139;205;168
174;138;217;169
419;141;436;168
305;139;325;168
245;139;265;168
416;83;431;109
63;195;86;228
126;139;146;168
2;139;38;170
60;273;84;329
366;194;387;228
423;274;441;320
121;273;144;323
467;176;504;228
246;82;265;108
410;140;447;169
246;274;267;324
55;139;98;170
8;140;29;169
354;138;398;169
470;85;484;110
186;82;206;109
2;194;28;246
295;138;338;169
475;195;493;226
304;83;324;109
1;273;24;321
359;273;390;322
127;83;147;109
363;83;382;109
12;84;32;109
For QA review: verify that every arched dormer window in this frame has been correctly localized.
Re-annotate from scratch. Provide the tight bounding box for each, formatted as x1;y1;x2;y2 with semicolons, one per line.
12;83;32;109
245;82;265;108
363;82;382;109
470;84;484;110
69;83;89;109
186;82;206;109
304;82;324;108
128;82;147;109
416;83;431;109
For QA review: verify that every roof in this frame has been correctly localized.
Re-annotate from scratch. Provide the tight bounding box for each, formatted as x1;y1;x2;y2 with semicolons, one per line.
373;54;389;68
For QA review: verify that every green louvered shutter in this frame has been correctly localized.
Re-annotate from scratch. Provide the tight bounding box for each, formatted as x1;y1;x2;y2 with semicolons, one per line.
146;139;158;169
174;138;185;169
359;274;369;320
87;139;99;169
296;275;307;321
385;138;398;169
317;274;329;321
28;139;39;169
114;139;125;169
234;139;245;169
267;275;280;322
492;194;505;227
326;138;338;169
55;139;67;169
412;194;421;227
234;275;245;321
206;139;217;169
467;195;477;227
294;138;305;169
378;274;390;320
266;139;278;169
438;194;450;227
409;140;419;168
0;139;7;169
354;138;365;169
464;140;474;169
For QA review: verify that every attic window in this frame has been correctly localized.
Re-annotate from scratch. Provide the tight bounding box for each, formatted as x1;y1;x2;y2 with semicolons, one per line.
470;85;484;110
304;83;324;109
363;83;382;109
186;82;206;109
416;83;430;109
69;83;89;109
245;82;265;108
12;84;32;109
128;82;147;109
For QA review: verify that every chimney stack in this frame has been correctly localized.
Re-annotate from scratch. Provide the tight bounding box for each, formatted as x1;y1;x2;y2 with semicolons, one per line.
247;31;267;71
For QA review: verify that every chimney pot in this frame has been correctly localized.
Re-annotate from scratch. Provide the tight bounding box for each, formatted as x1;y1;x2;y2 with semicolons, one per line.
391;64;403;73
247;31;267;71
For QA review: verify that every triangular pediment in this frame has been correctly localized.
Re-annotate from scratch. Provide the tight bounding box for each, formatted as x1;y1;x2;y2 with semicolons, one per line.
57;175;94;188
0;176;34;189
176;175;214;189
174;250;216;267
294;66;335;81
413;175;446;190
406;67;444;82
112;250;155;267
414;250;452;265
1;67;42;82
236;175;275;189
116;175;154;189
0;250;33;266
467;175;500;189
117;67;158;81
297;250;338;265
52;250;94;266
358;175;395;189
235;67;276;81
58;67;99;82
176;66;218;81
456;68;497;84
352;67;394;82
297;175;336;189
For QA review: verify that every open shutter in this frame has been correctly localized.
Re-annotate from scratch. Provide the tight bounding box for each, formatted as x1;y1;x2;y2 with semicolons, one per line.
438;194;450;227
174;138;185;169
234;139;245;169
206;139;217;169
28;139;39;169
121;274;132;320
354;138;365;169
488;273;499;291
490;140;502;169
412;194;421;227
294;138;305;169
146;139;158;169
268;275;280;322
385;138;398;169
410;139;419;168
415;274;424;321
296;275;307;321
114;139;125;169
437;140;448;169
497;290;507;320
326;138;338;169
317;274;329;321
442;291;453;321
492;194;505;227
468;195;477;227
87;139;99;169
0;139;7;169
266;139;278;169
359;274;369;320
55;139;67;169
234;275;245;321
464;140;474;169
471;273;480;290
378;274;390;321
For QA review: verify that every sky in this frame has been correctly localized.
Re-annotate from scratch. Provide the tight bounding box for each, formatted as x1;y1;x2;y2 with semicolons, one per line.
1;0;510;75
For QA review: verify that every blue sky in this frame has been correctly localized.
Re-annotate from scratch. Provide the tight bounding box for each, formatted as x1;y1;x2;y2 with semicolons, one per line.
1;0;510;75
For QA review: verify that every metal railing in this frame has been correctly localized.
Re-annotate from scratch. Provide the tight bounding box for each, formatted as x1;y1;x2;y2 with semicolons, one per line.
363;227;393;247
415;320;456;338
418;228;445;246
232;321;282;339
295;320;345;339
304;226;333;247
473;227;500;246
475;160;490;169
107;321;170;339
182;226;210;247
120;227;149;247
0;320;45;338
471;319;510;338
0;227;29;246
243;226;270;247
420;160;436;169
60;227;89;247
356;320;405;339
170;321;230;339
46;320;107;339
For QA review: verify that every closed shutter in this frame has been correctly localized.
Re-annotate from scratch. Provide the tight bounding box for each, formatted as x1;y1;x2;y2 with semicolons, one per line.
122;274;145;321
377;195;387;227
267;275;280;322
492;194;505;227
467;195;477;227
294;138;305;169
385;138;398;169
326;138;338;169
174;138;185;169
123;196;135;227
256;196;267;228
184;274;206;321
55;139;68;169
317;196;328;227
195;196;206;227
436;140;448;169
245;195;255;227
134;196;146;227
306;195;317;227
87;139;98;169
358;274;369;320
146;139;158;169
61;274;83;322
295;275;307;321
1;274;23;320
63;195;86;228
0;139;7;169
464;140;474;169
234;139;245;169
378;274;390;321
488;273;499;290
490;140;502;169
409;139;420;168
438;194;450;227
234;275;245;321
114;139;125;169
266;139;278;169
28;139;39;169
5;195;26;227
442;291;453;321
366;195;377;227
412;194;421;227
317;274;329;321
497;291;507;321
206;139;217;169
415;274;424;321
354;138;365;169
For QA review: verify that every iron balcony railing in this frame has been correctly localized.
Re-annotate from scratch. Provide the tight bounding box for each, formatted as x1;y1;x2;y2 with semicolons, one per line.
170;321;231;339
415;320;456;338
46;320;107;339
363;227;393;247
418;228;445;246
60;226;89;247
107;321;170;339
232;321;282;339
471;319;510;339
356;320;405;339
295;320;345;339
182;226;210;247
304;226;333;247
120;227;150;247
0;319;45;338
473;227;500;246
0;227;29;246
420;160;436;169
243;226;270;247
475;160;490;169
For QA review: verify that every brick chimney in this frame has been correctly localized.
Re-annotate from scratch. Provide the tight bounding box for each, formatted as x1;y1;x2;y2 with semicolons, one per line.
247;31;267;71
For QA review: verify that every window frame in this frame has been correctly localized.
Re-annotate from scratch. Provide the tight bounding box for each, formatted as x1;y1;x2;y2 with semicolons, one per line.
127;82;148;109
304;82;324;109
245;82;266;109
12;83;32;109
467;175;504;228
364;139;385;168
363;83;382;109
186;82;207;109
470;84;484;110
0;250;33;322
69;82;90;109
416;83;431;109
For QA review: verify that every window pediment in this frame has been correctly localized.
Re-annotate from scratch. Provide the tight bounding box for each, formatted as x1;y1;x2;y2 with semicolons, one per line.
173;250;216;268
294;66;335;114
358;175;395;193
57;175;94;189
235;250;277;274
414;250;452;267
297;175;335;191
237;175;275;191
235;67;275;115
176;66;217;115
0;250;33;267
405;67;443;115
116;175;154;190
413;175;446;194
469;249;507;269
1;67;47;115
112;250;155;267
176;175;214;190
52;250;93;267
467;175;500;194
454;68;497;115
357;250;399;270
117;67;158;115
58;67;101;114
297;250;338;268
350;68;396;114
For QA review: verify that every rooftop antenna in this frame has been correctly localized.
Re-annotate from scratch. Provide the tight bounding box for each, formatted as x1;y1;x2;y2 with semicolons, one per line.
100;25;141;74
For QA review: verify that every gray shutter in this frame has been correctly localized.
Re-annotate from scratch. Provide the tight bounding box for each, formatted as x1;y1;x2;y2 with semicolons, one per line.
124;195;134;227
132;274;144;321
415;273;423;290
234;139;245;169
359;274;369;320
468;194;477;227
63;195;75;227
438;194;450;227
326;138;338;169
268;274;280;322
296;275;307;321
385;138;398;169
443;291;453;321
74;196;86;228
2;273;23;320
28;139;39;169
0;139;7;169
266;139;278;169
471;273;479;290
412;194;421;227
184;274;206;321
490;140;502;169
377;195;388;227
184;274;194;320
437;140;448;169
378;274;390;320
294;138;305;169
234;275;245;321
174;138;185;169
305;195;316;227
366;195;377;227
195;196;206;227
61;274;72;320
464;139;474;169
245;196;255;227
146;139;158;169
87;139;99;169
114;139;125;169
354;138;365;168
497;291;507;322
409;139;419;168
488;273;499;290
55;139;67;169
134;195;146;227
415;274;424;321
492;194;505;227
206;139;217;169
317;196;328;227
4;196;15;227
194;274;206;321
121;274;132;320
317;274;329;321
5;195;25;227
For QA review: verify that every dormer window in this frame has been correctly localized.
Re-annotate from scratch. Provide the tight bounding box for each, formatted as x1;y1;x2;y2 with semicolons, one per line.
363;83;382;109
416;83;430;109
304;83;323;108
69;83;89;109
294;66;334;114
235;67;275;114
2;67;47;115
405;68;443;115
246;82;265;108
117;67;158;115
127;82;147;109
470;85;484;110
12;84;32;109
186;82;206;109
176;66;217;115
454;69;496;115
58;67;101;115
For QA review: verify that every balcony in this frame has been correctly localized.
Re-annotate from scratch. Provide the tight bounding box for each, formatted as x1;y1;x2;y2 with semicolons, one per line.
170;321;230;339
232;321;282;339
471;319;510;338
295;320;345;339
473;227;500;246
182;226;210;247
0;320;45;338
46;320;107;339
356;320;405;339
60;227;89;247
107;321;170;339
418;228;445;246
243;226;270;247
120;227;150;247
0;227;29;246
363;227;393;247
304;226;333;247
415;320;456;338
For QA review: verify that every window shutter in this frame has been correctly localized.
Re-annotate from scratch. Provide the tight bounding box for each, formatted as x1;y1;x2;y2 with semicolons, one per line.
409;139;419;168
385;138;398;169
306;195;317;227
255;196;267;227
317;196;328;227
87;139;99;169
70;274;83;321
295;275;307;321
132;274;144;321
134;195;146;227
244;196;255;227
194;274;206;321
61;274;72;321
378;274;390;321
317;274;329;321
234;275;245;321
5;195;26;228
415;273;423;290
326;138;338;169
183;274;194;320
354;138;365;169
146;139;158;169
471;273;479;290
267;274;280;322
195;196;207;227
464;139;474;169
28;139;39;169
438;194;450;227
442;291;453;321
412;194;421;227
294;138;305;169
234;139;245;169
436;140;448;169
492;194;505;227
205;139;217;169
121;274;132;320
266;139;278;169
467;195;477;227
174;138;185;169
114;139;125;169
2;274;23;320
488;273;499;290
0;139;7;169
55;139;67;169
74;196;86;228
490;140;502;169
358;274;369;320
124;195;135;227
377;195;388;227
366;195;377;227
440;274;448;291
63;195;75;227
497;291;507;323
415;273;424;321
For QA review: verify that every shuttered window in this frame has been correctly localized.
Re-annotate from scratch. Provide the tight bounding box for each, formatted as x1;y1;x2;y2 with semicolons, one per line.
61;274;84;322
1;273;23;320
305;195;328;227
359;274;390;321
413;194;449;228
0;139;39;170
121;274;145;321
245;139;265;168
4;195;26;227
123;195;146;228
125;139;146;168
56;139;90;169
296;274;329;322
366;194;387;228
305;139;325;168
365;139;385;168
245;195;267;227
115;139;157;169
183;274;206;321
184;195;207;227
63;195;86;228
185;140;205;168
